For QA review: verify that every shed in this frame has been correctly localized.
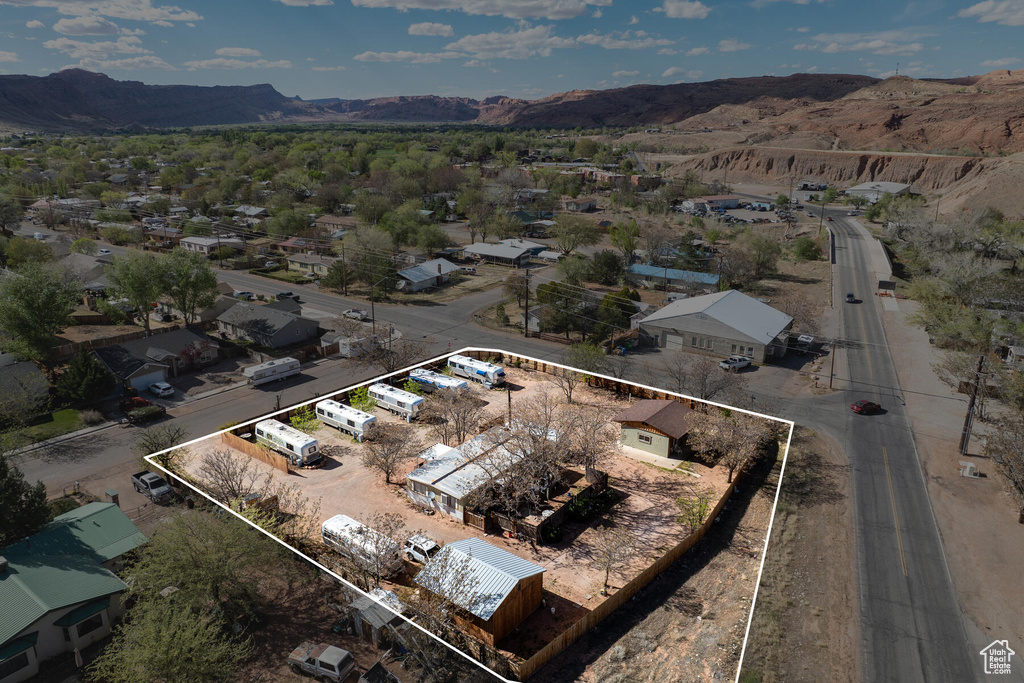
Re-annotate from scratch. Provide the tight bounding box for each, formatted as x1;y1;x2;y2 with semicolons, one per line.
613;399;695;458
350;589;404;649
627;264;719;289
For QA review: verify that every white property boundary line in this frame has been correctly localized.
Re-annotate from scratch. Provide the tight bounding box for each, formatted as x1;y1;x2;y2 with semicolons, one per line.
144;347;795;683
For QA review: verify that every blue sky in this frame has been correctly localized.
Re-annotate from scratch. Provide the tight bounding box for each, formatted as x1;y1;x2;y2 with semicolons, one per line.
0;0;1020;100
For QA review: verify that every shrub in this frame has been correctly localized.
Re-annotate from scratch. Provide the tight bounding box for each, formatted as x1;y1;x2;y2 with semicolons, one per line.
349;385;377;412
125;405;165;423
79;409;105;426
219;420;240;431
402;380;424;395
49;497;81;517
792;237;823;262
540;524;563;544
289;405;320;433
496;303;509;325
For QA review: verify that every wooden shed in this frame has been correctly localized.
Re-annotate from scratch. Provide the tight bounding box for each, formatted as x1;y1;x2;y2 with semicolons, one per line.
613;399;695;458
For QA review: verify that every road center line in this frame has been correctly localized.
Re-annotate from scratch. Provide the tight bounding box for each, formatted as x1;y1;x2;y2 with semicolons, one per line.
883;446;910;577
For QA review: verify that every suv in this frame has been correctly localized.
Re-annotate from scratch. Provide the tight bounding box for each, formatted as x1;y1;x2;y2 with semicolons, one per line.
718;355;752;371
287;642;355;682
403;534;440;564
845;292;856;303
276;291;300;302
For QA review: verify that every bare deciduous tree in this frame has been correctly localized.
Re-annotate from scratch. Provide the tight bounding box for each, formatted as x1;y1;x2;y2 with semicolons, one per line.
664;353;748;403
134;425;191;472
361;422;422;485
422;390;486;447
987;413;1024;516
592;525;638;590
360;338;429;375
365;511;405;587
687;409;775;483
199;448;273;503
563;404;616;471
547;366;590;404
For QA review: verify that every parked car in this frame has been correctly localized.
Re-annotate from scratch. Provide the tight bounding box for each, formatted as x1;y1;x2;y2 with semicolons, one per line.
845;292;857;303
826;216;834;222
850;400;881;415
342;309;369;321
459;266;477;275
131;471;174;503
32;232;45;240
149;381;174;397
263;260;279;268
403;534;440;564
233;290;255;300
98;248;112;256
718;355;752;371
287;642;355;682
276;291;300;301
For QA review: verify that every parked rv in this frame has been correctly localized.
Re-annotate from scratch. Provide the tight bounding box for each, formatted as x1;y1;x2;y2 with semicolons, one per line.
367;384;424;422
447;354;506;388
315;400;377;441
407;368;469;393
254;419;322;467
321;514;404;578
244;357;300;386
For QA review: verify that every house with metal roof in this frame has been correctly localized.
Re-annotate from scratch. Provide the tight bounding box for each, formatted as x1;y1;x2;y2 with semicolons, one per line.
215;301;320;349
0;503;147;683
414;537;545;646
613;399;695;458
639;290;793;362
845;181;912;203
461;241;531;268
396;258;460;292
179;236;246;256
628;263;720;289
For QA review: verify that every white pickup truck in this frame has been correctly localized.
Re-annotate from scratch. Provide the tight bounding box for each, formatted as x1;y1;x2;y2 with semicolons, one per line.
718;355;752;372
287;642;355;682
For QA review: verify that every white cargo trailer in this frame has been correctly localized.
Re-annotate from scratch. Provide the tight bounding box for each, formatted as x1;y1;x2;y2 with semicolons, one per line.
315;400;377;442
244;357;300;386
367;383;424;422
447;354;506;388
254;419;321;467
408;368;469;393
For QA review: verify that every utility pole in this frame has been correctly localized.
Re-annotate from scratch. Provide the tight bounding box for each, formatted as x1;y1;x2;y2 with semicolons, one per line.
523;266;531;337
958;355;986;457
829;340;837;389
507;385;512;425
341;244;347;296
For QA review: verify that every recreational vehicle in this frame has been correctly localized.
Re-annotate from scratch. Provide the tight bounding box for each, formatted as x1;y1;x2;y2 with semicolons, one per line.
367;384;424;422
407;368;469;393
321;514;404;577
254;419;322;467
315;400;377;442
447;355;506;388
244;357;300;386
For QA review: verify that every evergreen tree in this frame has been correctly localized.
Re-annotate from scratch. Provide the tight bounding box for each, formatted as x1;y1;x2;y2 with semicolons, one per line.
58;350;117;404
0;453;52;546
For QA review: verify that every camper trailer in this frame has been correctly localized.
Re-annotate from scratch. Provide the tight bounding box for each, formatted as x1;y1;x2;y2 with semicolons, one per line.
315;400;377;442
367;384;424;422
244;357;301;386
407;368;470;393
321;514;404;578
254;419;321;467
447;355;506;388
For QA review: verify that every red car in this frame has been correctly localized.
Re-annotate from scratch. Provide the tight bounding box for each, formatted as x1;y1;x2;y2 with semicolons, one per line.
850;400;881;414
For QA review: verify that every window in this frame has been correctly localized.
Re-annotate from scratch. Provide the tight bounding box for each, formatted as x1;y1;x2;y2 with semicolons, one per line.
731;344;737;353
412;482;427;495
691;337;697;347
638;433;653;445
0;652;30;679
346;420;355;427
76;613;104;638
316;408;325;416
439;494;456;508
707;340;714;351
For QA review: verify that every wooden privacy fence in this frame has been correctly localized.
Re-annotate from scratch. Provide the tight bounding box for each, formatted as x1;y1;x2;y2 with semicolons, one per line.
511;474;740;681
221;431;290;473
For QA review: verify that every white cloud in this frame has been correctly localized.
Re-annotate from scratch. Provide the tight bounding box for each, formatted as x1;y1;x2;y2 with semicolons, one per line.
151;20;172;26
980;56;1021;67
959;0;1024;25
655;0;711;19
312;64;346;70
25;19;44;28
53;15;120;34
183;57;292;69
576;29;673;49
751;0;825;5
686;46;709;56
408;22;454;36
120;27;145;35
658;47;678;54
662;66;702;79
718;38;751;52
0;0;201;24
274;0;333;4
592;8;602;16
349;0;612;20
43;35;148;59
63;54;174;70
215;47;261;57
612;69;640;77
795;30;927;56
629;14;639;24
353;50;462;63
445;24;575;59
0;51;19;62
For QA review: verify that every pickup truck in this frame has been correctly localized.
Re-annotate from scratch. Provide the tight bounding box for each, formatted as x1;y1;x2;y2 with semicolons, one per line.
718;355;752;372
287;642;355;682
131;471;174;503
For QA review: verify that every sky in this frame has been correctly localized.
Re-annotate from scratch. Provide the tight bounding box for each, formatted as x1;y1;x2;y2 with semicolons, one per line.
0;0;1021;100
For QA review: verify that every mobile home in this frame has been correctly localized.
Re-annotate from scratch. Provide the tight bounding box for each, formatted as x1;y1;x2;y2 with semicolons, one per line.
315;400;377;442
447;355;506;388
367;384;424;422
254;419;321;467
244;357;300;386
321;514;403;578
408;368;470;393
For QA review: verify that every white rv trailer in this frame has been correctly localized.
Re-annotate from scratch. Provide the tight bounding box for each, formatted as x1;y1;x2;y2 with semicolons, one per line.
254;419;321;467
314;400;377;442
367;383;424;422
321;514;403;577
407;368;469;393
244;357;300;386
447;355;506;388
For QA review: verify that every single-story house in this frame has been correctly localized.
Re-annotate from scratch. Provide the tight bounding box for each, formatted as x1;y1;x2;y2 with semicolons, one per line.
613;399;695;458
115;327;220;378
639;289;793;362
234;205;268;219
396;258;460;292
107;173;128;186
216;301;320;349
524;219;555;237
154;294;240;325
314;215;352;232
563;196;597;212
497;238;545;255
519;306;545;333
179;236;245;256
845;181;912;203
537;250;564;262
461;242;531;268
276;237;317;255
415;538;545;646
145;226;183;246
628;264;720;289
93;346;169;393
1007;345;1024;372
286;253;337;277
0;503;147;683
694;195;741;210
631;174;662;190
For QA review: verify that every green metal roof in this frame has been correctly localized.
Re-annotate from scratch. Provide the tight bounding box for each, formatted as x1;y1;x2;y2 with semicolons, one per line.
53;596;110;627
0;555;126;645
0;632;37;661
1;502;148;563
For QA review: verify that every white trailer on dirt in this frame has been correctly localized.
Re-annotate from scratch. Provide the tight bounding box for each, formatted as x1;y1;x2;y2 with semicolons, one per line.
367;383;424;422
321;514;403;577
244;357;300;386
254;419;321;467
447;354;506;388
315;400;377;442
408;368;469;393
